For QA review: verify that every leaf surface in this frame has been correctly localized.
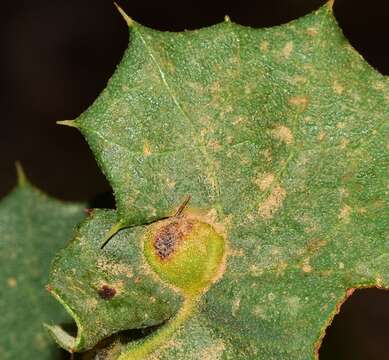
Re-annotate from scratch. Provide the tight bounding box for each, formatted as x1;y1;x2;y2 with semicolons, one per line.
0;178;85;359
51;3;388;359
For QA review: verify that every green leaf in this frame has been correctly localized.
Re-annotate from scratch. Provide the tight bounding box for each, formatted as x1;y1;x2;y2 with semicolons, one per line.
0;173;85;359
46;209;182;352
51;2;388;359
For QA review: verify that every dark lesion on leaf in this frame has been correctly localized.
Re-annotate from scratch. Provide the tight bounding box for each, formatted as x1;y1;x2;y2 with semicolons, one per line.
98;284;117;300
154;220;193;260
153;195;193;260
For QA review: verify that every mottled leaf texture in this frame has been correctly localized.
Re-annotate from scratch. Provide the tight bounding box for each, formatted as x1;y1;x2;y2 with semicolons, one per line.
50;2;388;359
0;177;85;359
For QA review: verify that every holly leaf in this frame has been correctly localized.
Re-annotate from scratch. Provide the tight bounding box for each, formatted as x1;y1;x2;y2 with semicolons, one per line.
0;169;85;359
50;2;388;359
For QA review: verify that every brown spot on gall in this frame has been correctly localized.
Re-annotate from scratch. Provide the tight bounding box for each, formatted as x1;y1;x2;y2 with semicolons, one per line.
98;285;116;300
154;220;193;260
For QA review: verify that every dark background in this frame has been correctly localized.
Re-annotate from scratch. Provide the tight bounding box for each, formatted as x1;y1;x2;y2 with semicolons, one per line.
0;0;388;359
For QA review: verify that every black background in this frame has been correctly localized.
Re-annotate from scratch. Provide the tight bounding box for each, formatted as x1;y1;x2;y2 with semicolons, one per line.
0;0;388;359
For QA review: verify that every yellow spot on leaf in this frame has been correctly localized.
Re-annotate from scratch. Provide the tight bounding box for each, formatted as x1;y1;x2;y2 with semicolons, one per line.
7;277;17;288
143;142;152;157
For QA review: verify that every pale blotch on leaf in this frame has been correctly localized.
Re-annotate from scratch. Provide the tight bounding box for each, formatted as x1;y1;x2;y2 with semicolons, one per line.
200;340;226;360
285;296;301;316
338;205;352;223
306;27;319;36
231;297;241;317
333;80;344;94
282;41;294;58
301;260;313;273
258;184;287;219
252;305;266;319
260;41;269;53
271;124;293;145
291;75;307;84
254;172;275;191
288;96;309;110
339;138;350;149
97;257;133;278
143;142;152;157
317;130;326;142
7;277;17;288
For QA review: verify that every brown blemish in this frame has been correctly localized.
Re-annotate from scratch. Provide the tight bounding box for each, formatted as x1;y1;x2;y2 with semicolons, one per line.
154;219;193;260
98;285;116;300
258;184;287;219
271;125;293;145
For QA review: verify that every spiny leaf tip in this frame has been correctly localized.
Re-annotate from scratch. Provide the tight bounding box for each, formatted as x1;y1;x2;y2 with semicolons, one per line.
15;161;27;187
114;2;133;27
56;120;78;128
